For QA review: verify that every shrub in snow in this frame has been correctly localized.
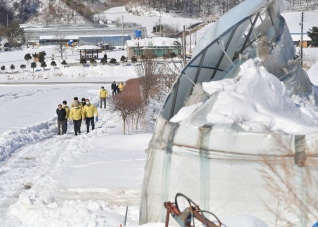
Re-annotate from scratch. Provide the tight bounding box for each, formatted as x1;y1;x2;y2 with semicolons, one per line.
80;58;87;67
90;59;97;66
100;58;107;65
61;60;68;68
141;55;148;61
31;62;37;73
1;65;5;73
120;55;127;65
24;53;32;64
151;54;157;59
32;51;46;63
170;52;177;58
41;61;47;71
162;54;169;59
50;61;56;70
109;58;117;65
10;64;15;73
131;56;137;64
20;64;26;73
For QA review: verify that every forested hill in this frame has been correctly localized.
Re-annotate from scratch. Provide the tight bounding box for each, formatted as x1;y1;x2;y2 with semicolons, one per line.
126;0;318;19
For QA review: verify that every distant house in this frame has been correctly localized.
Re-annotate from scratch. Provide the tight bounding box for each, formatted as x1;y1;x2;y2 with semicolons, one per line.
126;37;182;59
282;11;318;48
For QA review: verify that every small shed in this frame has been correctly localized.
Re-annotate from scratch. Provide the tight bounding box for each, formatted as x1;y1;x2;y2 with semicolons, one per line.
126;37;181;59
76;45;102;59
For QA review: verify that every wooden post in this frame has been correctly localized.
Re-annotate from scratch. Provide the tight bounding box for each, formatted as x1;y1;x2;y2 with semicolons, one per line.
85;49;87;59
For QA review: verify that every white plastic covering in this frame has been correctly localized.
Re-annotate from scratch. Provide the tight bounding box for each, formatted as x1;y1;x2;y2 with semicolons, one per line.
140;0;318;226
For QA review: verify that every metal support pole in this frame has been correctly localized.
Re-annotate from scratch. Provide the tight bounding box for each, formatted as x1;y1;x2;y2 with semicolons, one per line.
159;10;162;36
217;41;235;67
124;206;128;226
301;11;304;66
7;14;8;28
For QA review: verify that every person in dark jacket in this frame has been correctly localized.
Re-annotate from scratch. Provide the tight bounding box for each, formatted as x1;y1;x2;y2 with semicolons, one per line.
111;81;117;96
116;83;120;94
56;104;66;135
81;98;86;107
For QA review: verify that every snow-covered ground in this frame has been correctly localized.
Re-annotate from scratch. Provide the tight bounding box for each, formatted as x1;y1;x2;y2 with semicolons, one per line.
0;46;137;81
0;83;153;226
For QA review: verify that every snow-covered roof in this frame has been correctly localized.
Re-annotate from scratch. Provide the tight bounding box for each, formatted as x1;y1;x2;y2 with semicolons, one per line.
282;11;318;34
291;34;311;41
39;35;80;40
126;37;181;47
40;34;130;40
76;45;102;50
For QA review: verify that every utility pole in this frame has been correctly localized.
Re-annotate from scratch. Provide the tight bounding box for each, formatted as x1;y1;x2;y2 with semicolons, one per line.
122;15;124;50
189;23;192;54
300;11;304;66
159;10;162;36
7;14;8;28
183;25;186;65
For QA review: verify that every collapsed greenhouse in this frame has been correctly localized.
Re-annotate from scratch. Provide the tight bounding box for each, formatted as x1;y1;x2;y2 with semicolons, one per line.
140;0;318;226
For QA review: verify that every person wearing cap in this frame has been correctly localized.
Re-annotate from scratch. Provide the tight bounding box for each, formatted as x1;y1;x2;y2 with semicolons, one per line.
70;102;84;136
83;98;98;133
56;104;66;135
62;100;70;134
70;97;83;108
111;81;117;96
100;86;108;109
81;98;86;108
70;97;83;133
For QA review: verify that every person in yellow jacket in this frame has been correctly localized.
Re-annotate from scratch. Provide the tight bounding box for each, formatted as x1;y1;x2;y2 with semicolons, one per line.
118;82;124;93
83;99;98;133
70;97;83;108
70;102;84;136
62;100;70;134
100;86;108;109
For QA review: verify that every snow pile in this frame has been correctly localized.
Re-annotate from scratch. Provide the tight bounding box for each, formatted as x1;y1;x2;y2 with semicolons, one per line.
8;193;137;227
201;59;318;135
0;119;57;162
220;215;268;227
170;102;202;123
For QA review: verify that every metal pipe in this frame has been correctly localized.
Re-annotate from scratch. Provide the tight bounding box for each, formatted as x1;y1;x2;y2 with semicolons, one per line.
124;206;128;226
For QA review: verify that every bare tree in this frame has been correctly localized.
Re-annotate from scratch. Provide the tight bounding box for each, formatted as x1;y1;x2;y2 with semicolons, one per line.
109;79;145;135
54;34;67;60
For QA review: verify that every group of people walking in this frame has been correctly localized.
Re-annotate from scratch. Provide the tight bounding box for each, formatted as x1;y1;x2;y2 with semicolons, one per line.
111;81;124;96
56;84;125;136
56;97;98;136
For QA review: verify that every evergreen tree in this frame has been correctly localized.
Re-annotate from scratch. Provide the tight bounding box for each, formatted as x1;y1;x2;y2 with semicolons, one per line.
170;52;177;58
131;56;137;64
80;58;87;67
50;61;57;70
24;53;32;64
90;59;97;65
41;61;47;71
10;64;15;73
109;58;117;65
120;55;127;66
38;51;46;63
1;66;5;73
100;58;107;65
20;64;26;73
308;26;318;46
31;62;37;73
61;60;68;68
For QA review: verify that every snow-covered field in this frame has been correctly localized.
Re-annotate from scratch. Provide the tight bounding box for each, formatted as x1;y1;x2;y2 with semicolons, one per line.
0;83;154;226
0;46;137;82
